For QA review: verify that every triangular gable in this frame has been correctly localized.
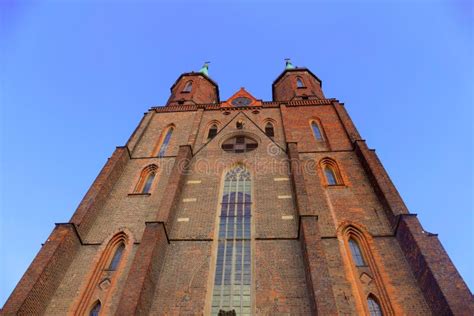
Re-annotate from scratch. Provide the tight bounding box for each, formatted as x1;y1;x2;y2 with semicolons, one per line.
221;87;262;108
193;110;286;157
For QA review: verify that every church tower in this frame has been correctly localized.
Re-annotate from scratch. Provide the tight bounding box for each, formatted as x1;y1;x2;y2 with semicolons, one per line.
2;62;472;315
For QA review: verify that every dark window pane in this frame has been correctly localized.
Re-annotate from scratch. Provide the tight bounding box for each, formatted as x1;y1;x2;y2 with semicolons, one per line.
208;125;218;140
265;123;274;137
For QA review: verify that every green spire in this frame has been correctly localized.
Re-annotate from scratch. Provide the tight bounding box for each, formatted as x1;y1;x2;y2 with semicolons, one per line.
199;61;210;76
285;58;295;69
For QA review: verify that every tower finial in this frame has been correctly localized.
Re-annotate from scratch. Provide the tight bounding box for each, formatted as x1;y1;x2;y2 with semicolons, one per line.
284;58;295;70
199;61;210;76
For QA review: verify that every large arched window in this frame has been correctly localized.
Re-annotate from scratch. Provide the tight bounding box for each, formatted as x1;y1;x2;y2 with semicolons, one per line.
207;124;218;140
157;127;173;157
134;164;158;194
265;122;274;137
89;300;101;316
108;243;125;271
367;295;383;316
320;158;343;186
183;81;193;92
211;166;252;315
311;121;323;140
349;238;365;266
296;77;305;88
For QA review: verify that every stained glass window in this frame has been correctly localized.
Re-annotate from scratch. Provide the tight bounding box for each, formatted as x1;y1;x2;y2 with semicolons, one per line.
349;239;365;267
311;122;322;140
212;166;252;315
367;296;383;316
108;243;125;271
158;128;173;157
89;301;101;316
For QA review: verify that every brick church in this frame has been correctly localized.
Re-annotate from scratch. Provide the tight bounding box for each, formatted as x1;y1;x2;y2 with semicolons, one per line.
2;61;472;315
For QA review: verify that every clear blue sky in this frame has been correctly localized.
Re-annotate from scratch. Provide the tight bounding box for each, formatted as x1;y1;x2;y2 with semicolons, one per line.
1;0;472;306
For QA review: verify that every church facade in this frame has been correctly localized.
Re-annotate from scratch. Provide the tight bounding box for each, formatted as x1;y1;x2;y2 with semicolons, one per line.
2;62;472;315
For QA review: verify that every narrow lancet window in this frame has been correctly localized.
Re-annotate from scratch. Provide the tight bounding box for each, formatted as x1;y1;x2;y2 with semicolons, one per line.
183;81;193;92
212;166;252;315
311;121;323;140
367;296;383;316
325;166;337;185
142;172;155;193
296;77;305;88
265;122;274;137
134;165;158;194
108;243;125;271
208;124;218;140
349;239;365;266
89;301;101;316
158;127;173;157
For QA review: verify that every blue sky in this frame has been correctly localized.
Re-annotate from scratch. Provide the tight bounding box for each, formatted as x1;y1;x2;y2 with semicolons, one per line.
1;0;472;306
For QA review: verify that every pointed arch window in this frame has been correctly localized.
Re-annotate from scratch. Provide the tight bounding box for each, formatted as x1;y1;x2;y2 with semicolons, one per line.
157;127;173;157
183;81;193;92
212;166;252;315
311;121;323;140
208;124;218;140
296;77;305;88
89;300;101;316
367;295;383;316
349;239;366;266
108;243;125;271
320;158;343;186
134;165;158;194
265;122;274;137
324;166;337;185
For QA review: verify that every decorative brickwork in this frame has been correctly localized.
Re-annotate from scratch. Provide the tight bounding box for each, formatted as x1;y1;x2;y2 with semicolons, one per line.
3;65;472;315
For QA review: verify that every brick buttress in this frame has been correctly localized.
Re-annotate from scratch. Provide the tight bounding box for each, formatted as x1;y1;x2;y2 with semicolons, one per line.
287;142;338;315
115;145;193;315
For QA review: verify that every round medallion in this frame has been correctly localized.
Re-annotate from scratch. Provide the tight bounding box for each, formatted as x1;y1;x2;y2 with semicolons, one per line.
231;97;252;107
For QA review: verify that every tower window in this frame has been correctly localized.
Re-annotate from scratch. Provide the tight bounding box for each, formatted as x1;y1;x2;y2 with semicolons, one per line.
89;301;101;316
208;124;218;140
212;166;252;315
367;296;383;316
311;121;323;140
296;77;305;88
158;127;173;157
183;81;193;93
349;239;366;266
265;122;274;137
236;120;244;129
108;243;125;271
